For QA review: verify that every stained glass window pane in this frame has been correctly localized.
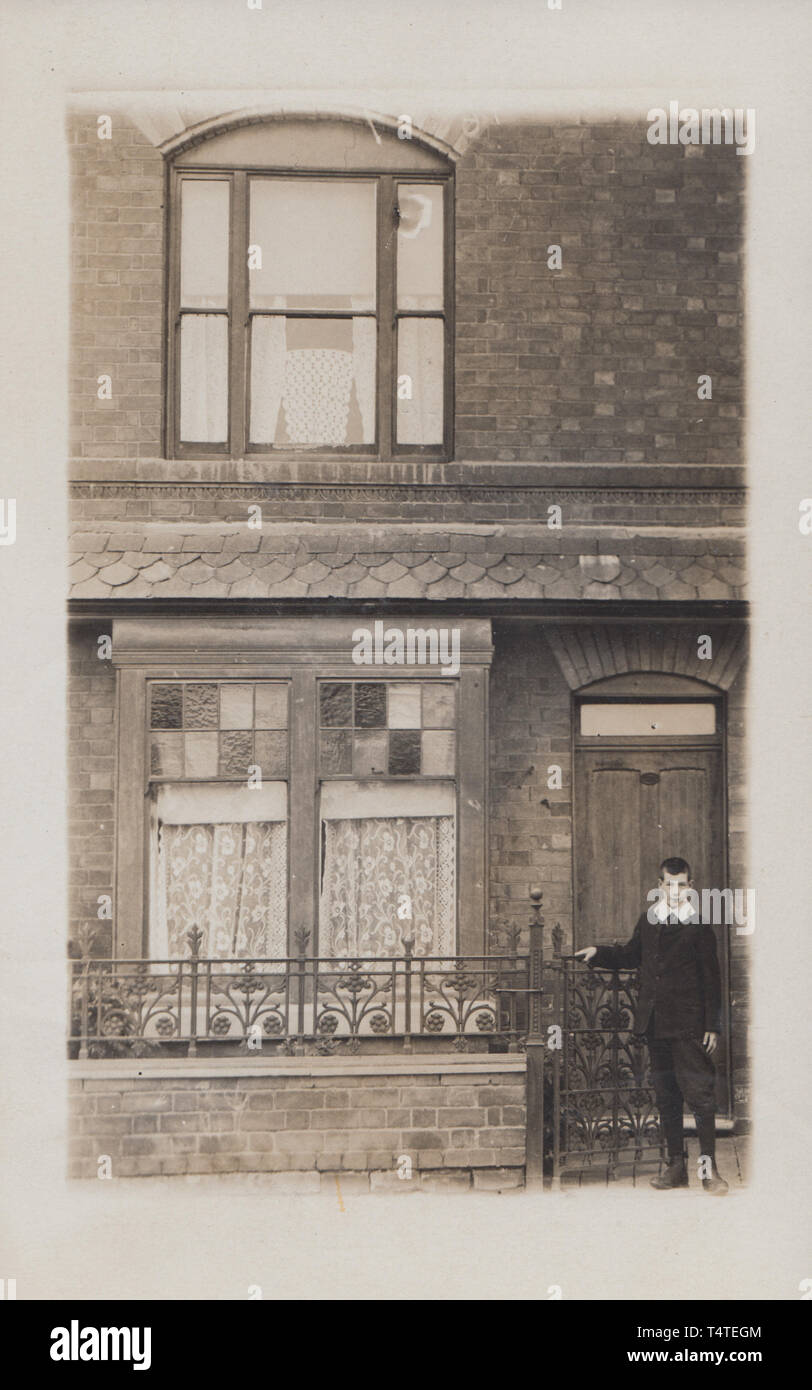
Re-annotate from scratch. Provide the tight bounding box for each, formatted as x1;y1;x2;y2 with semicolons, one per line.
387;683;421;729
184;732;219;779
397;184;444;310
320;730;352;774
388;730;421;775
353;731;389;776
254;731;288;777
355;683;387;728
180;179;229;309
220;684;254;730
396;318;444;444
150;684;183;729
422;684;456;728
179;315;228;443
421;731;456;776
320;683;353;727
219;731;253;777
249;179;376;310
184;683;219;729
150;733;184;777
255;685;288;729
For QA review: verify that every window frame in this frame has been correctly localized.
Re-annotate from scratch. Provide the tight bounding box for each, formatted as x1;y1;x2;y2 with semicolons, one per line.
165;162;455;463
112;626;490;960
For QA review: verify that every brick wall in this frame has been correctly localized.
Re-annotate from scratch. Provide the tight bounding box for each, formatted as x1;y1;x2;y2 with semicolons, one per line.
69;113;163;461
68;1068;526;1183
68;622;117;956
68;110;744;467
455;121;744;465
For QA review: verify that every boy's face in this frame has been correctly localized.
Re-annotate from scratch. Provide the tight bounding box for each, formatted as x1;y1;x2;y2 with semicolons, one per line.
660;871;692;909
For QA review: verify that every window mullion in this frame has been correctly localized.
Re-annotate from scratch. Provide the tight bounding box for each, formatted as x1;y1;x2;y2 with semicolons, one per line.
229;172;248;459
377;175;395;460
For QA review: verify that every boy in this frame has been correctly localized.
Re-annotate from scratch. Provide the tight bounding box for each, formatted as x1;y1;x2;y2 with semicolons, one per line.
574;857;728;1195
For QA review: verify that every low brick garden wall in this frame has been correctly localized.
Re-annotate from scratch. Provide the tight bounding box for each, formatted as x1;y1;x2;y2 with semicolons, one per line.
68;1057;527;1189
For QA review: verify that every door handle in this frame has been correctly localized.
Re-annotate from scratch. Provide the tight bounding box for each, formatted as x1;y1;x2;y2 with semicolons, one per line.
640;772;660;785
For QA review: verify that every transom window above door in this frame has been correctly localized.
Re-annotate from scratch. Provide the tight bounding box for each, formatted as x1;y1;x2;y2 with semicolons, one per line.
168;119;453;460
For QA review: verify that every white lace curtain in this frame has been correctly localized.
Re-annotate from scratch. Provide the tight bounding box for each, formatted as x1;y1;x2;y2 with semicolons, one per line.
151;784;288;959
319;815;455;958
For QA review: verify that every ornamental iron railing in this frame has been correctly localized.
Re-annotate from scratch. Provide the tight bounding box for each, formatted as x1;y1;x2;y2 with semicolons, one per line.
69;926;529;1060
69;899;666;1185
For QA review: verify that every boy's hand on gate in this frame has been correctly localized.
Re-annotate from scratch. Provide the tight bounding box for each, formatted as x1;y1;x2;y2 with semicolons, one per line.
703;1031;718;1054
574;947;597;962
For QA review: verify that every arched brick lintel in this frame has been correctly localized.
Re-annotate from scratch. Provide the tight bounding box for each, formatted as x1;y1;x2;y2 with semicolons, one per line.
159;106;462;162
544;623;747;693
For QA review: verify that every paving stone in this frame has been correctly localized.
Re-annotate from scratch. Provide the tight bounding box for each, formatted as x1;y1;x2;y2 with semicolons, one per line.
183;534;224;552
507;576;546;598
543;575;583;600
680;562;716;588
393;552;431;567
122;551;161;569
70;532;109;552
256;560;294;584
308;577;349;597
478;553;507;570
619;579;660;599
695;578;733;599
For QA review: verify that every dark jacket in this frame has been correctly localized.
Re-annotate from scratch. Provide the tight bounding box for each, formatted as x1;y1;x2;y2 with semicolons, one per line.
589;911;722;1039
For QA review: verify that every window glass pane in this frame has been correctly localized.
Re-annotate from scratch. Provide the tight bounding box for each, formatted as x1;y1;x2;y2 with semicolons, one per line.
254;685;288;729
179;315;228;443
580;703;717;737
388;683;421;728
219;731;253;777
397;184;444;310
153;784;288;959
254;731;288;777
355;683;387;728
422;683;456;728
422;731;456;776
184;683;219;729
151;683;183;729
219;684;254;730
397;318;444;444
250;316;375;446
180;179;229;308
319;805;455;956
184;732;219;779
389;730;421;774
249;178;376;309
320;683;353;727
320;729;352;774
353;731;388;776
150;733;184;778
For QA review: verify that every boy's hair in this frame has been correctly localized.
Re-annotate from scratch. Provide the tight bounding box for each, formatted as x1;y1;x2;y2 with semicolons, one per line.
659;856;691;878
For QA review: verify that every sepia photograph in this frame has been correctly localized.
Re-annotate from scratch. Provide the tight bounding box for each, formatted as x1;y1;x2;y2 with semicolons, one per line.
1;0;810;1336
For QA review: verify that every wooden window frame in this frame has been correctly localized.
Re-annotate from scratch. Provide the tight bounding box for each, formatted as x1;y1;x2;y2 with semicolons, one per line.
165;164;454;463
112;622;490;959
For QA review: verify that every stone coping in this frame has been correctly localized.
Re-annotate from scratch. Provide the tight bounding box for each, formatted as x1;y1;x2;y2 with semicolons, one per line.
69;1053;527;1081
69;458;746;490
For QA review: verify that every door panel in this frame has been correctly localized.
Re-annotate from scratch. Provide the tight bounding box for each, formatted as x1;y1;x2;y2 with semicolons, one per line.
575;743;730;1115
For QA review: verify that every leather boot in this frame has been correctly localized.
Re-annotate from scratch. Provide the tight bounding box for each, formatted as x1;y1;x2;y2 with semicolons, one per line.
702;1164;729;1196
650;1153;688;1189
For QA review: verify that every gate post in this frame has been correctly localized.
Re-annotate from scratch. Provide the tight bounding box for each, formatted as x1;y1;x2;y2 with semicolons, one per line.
524;889;546;1189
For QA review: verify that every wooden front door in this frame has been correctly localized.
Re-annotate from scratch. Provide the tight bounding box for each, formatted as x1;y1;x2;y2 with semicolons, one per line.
574;740;731;1115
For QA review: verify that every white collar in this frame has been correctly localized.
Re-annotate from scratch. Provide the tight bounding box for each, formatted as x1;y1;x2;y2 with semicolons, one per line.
652;895;696;924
